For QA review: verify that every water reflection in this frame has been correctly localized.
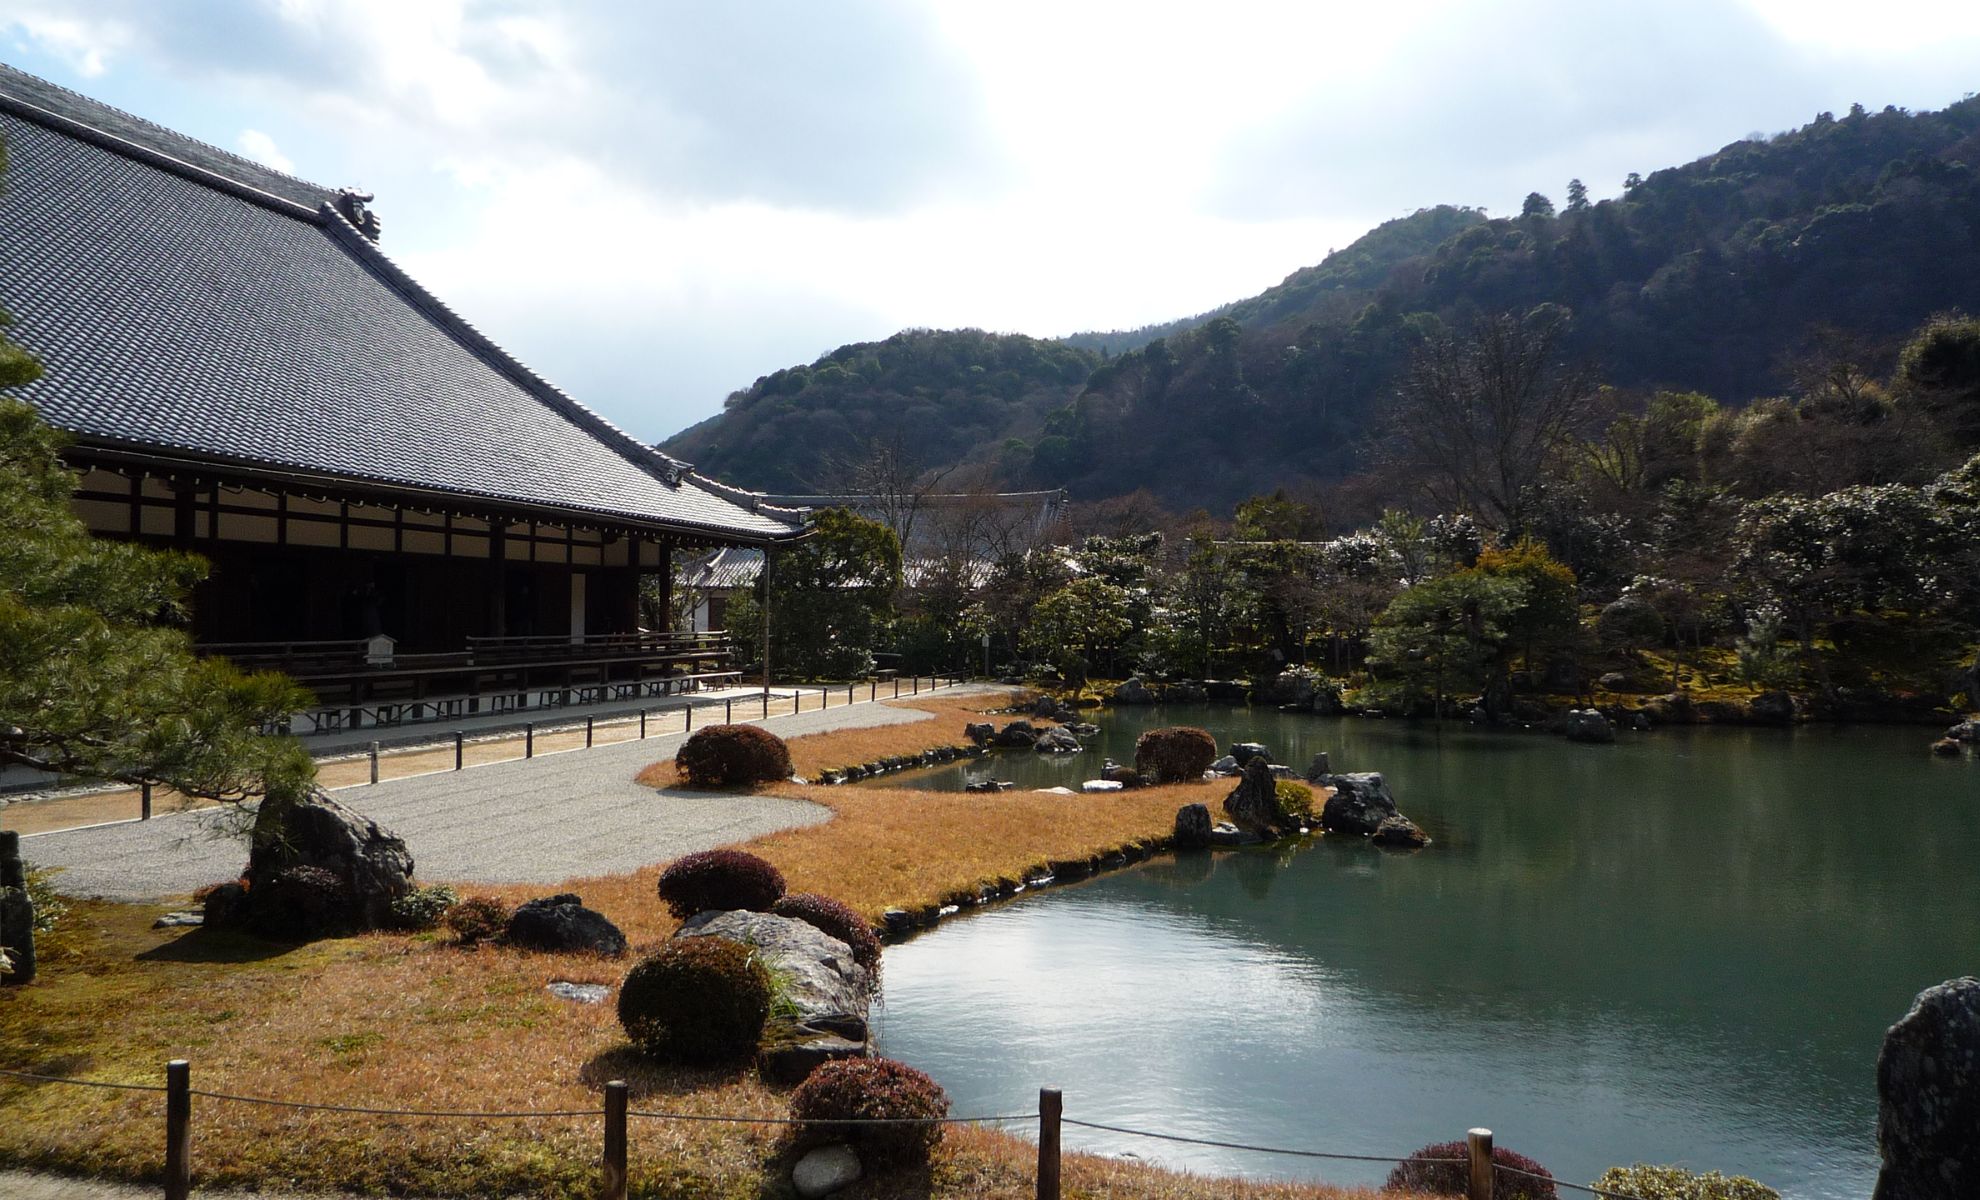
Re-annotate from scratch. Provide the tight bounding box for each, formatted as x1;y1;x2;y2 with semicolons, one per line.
873;710;1978;1199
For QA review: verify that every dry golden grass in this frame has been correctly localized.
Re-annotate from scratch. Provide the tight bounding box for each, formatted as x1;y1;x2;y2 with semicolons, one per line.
0;690;1393;1200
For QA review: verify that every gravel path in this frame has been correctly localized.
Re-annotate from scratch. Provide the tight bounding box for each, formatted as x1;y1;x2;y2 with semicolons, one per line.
23;690;988;901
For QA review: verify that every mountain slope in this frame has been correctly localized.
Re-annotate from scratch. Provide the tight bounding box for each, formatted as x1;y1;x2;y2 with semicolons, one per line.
670;96;1980;507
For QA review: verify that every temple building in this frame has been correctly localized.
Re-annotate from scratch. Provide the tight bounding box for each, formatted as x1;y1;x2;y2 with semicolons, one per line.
0;65;806;728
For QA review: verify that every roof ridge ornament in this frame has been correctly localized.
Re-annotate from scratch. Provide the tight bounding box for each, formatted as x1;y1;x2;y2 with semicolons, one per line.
335;188;382;241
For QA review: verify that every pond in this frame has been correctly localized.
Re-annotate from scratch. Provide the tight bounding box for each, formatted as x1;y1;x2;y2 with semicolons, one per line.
869;706;1979;1198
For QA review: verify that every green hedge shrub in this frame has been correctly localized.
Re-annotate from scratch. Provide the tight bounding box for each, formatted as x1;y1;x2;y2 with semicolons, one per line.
618;937;770;1064
675;724;793;787
1274;780;1315;824
789;1055;950;1167
1593;1165;1780;1200
387;884;459;932
656;849;786;920
1385;1140;1556;1199
771;892;882;972
1134;726;1217;783
444;895;512;946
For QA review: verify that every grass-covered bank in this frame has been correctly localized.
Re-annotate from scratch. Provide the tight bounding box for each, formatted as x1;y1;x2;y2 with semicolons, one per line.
1;692;1396;1200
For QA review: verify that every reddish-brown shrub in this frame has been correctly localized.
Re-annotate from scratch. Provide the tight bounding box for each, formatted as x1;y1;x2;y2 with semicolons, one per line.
1134;726;1218;783
617;937;770;1064
248;865;353;939
674;723;793;787
444;895;512;946
771;892;882;972
1385;1140;1557;1199
656;849;786;920
789;1056;949;1167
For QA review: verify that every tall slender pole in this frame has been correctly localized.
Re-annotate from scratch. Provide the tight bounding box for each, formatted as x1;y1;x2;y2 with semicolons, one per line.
760;547;773;699
639;709;647;739
165;1059;191;1200
369;741;380;785
585;716;594;748
1467;1127;1494;1200
525;723;535;758
141;781;153;821
453;731;465;771
1036;1088;1062;1200
684;703;694;732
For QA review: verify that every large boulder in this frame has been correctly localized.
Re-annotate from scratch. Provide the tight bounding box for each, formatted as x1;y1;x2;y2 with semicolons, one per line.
1371;815;1431;848
992;721;1041;748
505;893;627;956
1033;725;1082;754
1947;718;1978;743
1223;758;1292;837
1228;742;1272;768
677;910;873;1041
1110;677;1157;705
0;831;33;985
963;722;996;746
1303;751;1332;782
1748;690;1797;725
1174;803;1212;849
244;788;414;936
1562;709;1616;744
793;1144;863;1199
1318;772;1399;836
1874;977;1980;1200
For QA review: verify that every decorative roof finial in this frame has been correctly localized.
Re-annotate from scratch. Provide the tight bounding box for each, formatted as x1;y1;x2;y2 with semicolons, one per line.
335;187;382;241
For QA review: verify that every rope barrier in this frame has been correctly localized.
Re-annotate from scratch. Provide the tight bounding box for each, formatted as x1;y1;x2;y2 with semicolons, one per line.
1060;1117;1461;1165
188;1090;596;1119
628;1109;1039;1127
0;1067;167;1093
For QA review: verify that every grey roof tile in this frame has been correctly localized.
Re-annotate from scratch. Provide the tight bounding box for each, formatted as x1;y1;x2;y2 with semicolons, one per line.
0;65;802;542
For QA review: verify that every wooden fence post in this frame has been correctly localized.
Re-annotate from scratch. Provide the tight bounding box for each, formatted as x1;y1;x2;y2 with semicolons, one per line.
453;731;464;771
793;691;801;715
685;704;694;733
525;723;534;758
639;709;647;739
601;1078;628;1200
1036;1087;1062;1200
1467;1127;1493;1200
165;1058;191;1200
141;781;152;820
368;742;380;785
586;716;594;748
726;697;733;723
870;679;876;701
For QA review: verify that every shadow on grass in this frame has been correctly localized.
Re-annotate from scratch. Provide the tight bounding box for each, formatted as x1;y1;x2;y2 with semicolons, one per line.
577;1043;758;1099
134;926;306;964
752;1140;936;1200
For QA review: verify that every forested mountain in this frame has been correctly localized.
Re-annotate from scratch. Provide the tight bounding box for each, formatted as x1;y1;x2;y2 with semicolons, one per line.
662;328;1094;491
668;96;1980;505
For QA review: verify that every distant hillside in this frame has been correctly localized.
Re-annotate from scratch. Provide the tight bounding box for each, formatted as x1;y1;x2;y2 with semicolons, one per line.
662;328;1095;491
673;96;1980;508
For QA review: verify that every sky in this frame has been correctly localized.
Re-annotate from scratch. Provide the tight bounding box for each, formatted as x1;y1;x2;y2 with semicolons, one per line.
2;1;1979;444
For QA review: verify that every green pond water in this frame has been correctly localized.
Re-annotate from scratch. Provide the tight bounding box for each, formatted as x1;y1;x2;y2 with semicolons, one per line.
868;706;1979;1198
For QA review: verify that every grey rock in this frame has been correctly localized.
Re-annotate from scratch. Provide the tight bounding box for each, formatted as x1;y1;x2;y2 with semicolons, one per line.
1947;719;1978;743
1207;821;1258;847
1562;708;1617;744
1033;725;1082;754
762;1036;867;1087
1874;977;1980;1200
1748;690;1796;725
152;911;204;928
677;910;873;1040
1318;772;1399;836
793;1144;863;1198
964;722;996;746
1932;738;1962;757
1598;671;1631;690
1370;815;1431;848
1209;755;1239;776
1033;785;1076;795
1303;752;1332;782
1229;742;1272;766
992;720;1041;748
1111;677;1156;705
1174;803;1212;849
505;893;627;956
1081;779;1124;792
1629;711;1652;731
546;981;610;1004
1223;758;1288;837
245;787;414;933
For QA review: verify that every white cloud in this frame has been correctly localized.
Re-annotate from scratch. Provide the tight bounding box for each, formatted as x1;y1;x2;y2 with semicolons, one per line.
235;128;293;174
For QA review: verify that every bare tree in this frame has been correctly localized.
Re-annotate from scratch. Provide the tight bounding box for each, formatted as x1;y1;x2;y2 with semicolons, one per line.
818;433;957;555
1385;308;1598;535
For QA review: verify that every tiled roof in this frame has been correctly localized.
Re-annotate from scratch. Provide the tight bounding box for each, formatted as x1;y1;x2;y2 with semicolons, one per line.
0;64;803;543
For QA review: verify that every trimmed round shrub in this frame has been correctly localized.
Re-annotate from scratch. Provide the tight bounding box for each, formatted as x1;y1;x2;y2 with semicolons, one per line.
1134;726;1218;783
445;895;512;946
656;849;786;920
789;1055;950;1167
1593;1164;1779;1200
772;892;882;972
386;884;460;932
1385;1141;1556;1200
675;724;793;788
1274;780;1315;824
617;937;770;1064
